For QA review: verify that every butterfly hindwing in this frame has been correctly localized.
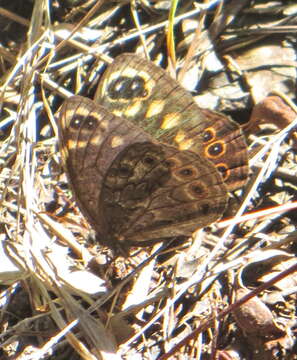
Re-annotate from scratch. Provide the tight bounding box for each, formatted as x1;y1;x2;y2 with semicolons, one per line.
100;141;227;246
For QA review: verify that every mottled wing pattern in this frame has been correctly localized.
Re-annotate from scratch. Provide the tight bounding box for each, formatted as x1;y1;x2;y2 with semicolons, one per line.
58;96;157;236
58;96;227;248
100;141;227;246
95;53;248;191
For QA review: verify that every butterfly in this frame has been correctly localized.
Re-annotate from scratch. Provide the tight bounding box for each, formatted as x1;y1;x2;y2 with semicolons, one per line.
58;54;248;249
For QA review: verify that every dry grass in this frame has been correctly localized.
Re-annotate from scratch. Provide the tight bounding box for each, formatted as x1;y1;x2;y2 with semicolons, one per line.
0;1;297;359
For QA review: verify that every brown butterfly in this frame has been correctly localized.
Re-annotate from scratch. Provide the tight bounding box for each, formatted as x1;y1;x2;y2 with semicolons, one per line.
58;54;248;249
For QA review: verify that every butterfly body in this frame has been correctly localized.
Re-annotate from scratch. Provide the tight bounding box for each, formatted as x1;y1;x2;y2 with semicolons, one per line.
58;54;248;249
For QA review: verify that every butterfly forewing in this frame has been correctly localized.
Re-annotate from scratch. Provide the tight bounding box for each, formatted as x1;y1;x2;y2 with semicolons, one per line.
59;96;158;233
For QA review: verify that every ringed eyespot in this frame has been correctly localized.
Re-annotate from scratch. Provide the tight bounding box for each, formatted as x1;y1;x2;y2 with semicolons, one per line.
70;116;82;129
86;116;98;130
191;184;204;196
108;76;147;99
179;168;193;177
203;128;216;143
206;141;225;158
